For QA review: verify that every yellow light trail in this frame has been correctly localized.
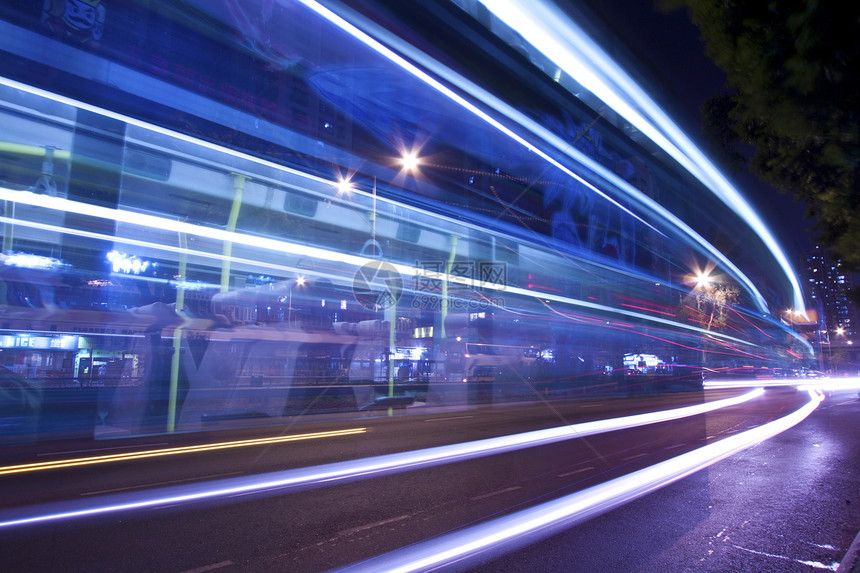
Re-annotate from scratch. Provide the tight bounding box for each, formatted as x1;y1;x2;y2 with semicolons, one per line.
0;427;367;476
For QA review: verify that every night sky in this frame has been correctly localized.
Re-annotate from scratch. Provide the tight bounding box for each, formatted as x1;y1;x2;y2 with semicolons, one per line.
576;0;816;259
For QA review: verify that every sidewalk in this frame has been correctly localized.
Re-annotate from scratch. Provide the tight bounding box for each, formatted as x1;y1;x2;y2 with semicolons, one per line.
841;530;860;572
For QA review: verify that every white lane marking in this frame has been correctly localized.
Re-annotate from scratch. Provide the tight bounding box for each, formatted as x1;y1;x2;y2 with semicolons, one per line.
558;466;595;478
731;544;839;571
338;515;411;537
81;472;244;496
801;540;841;551
621;453;648;461
424;416;474;422
664;443;687;450
180;560;234;573
472;486;522;501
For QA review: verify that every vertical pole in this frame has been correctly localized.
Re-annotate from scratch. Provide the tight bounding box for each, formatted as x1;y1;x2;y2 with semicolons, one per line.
168;231;187;433
372;177;377;248
221;173;246;293
440;234;459;339
2;201;13;252
388;298;397;416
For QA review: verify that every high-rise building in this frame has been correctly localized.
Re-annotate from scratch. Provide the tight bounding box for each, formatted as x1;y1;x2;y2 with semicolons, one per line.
804;246;857;348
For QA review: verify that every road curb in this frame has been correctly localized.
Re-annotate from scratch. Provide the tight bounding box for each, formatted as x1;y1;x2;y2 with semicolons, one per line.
839;529;860;572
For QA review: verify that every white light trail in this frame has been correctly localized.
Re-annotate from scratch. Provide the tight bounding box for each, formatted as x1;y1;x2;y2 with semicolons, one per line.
335;390;822;572
0;187;759;346
797;376;860;392
1;2;802;315
0;77;336;193
0;389;761;529
476;0;805;314
303;0;793;317
321;0;773;314
703;378;784;390
297;0;653;231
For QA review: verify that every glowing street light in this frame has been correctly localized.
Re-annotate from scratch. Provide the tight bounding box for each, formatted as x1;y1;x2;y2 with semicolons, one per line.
400;149;421;173
288;275;305;326
335;176;354;195
695;271;711;290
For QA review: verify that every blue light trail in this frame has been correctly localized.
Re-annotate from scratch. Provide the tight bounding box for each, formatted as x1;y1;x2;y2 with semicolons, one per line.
0;389;762;529
335;390;822;572
475;0;806;315
300;0;785;314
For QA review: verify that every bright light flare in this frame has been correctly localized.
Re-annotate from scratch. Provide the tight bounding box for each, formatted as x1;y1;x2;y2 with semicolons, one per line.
399;149;421;172
695;272;711;290
335;177;354;195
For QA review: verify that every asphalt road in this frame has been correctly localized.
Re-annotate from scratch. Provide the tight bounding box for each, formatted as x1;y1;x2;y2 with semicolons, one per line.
472;388;860;572
0;387;841;572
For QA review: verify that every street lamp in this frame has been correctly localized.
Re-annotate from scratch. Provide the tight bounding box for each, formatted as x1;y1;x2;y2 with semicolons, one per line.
695;271;711;290
288;275;305;326
399;149;421;173
784;308;804;329
335;176;353;196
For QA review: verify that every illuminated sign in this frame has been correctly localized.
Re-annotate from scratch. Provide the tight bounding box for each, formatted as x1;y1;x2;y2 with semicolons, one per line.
622;353;663;371
392;346;426;360
0;335;79;350
413;326;433;339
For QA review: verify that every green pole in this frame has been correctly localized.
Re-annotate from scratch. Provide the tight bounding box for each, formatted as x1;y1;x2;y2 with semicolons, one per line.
2;201;13;253
221;173;246;292
388;298;397;416
167;231;187;432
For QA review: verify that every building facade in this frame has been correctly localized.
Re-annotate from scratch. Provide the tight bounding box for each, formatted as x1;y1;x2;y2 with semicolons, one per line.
0;1;812;439
804;246;858;370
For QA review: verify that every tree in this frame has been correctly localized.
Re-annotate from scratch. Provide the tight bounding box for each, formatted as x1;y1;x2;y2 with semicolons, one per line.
677;278;739;369
661;1;860;267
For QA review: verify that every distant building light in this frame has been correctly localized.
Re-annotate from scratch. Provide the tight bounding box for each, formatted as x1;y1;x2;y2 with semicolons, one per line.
3;252;64;269
170;280;214;291
246;274;275;285
107;250;152;275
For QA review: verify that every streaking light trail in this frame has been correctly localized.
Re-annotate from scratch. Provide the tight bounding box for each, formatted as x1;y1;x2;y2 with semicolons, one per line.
0;389;761;529
0;187;766;348
0;428;368;476
302;0;780;312
475;0;806;315
335;390;823;573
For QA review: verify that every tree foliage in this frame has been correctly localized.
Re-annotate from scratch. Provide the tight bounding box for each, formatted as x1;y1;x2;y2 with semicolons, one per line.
661;0;860;267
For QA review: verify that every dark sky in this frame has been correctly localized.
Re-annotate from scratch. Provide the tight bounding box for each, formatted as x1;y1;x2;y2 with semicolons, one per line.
577;0;815;259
